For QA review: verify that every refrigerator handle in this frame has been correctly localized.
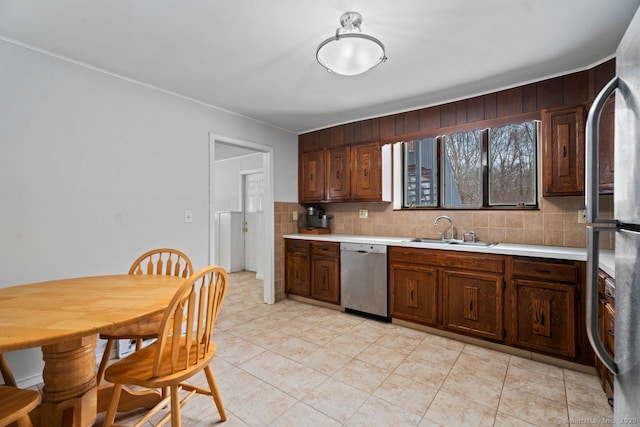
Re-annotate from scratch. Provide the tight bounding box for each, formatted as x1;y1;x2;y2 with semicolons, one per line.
585;226;618;374
585;76;619;224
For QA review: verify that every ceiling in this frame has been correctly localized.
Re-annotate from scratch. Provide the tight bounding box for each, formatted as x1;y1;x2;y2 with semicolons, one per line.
0;0;638;135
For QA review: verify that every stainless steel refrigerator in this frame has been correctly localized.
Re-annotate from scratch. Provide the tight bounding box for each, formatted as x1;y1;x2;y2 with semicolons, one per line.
585;5;640;421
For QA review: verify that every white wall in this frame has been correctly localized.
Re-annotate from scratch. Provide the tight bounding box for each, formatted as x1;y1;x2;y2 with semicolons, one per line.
0;39;298;386
214;153;264;212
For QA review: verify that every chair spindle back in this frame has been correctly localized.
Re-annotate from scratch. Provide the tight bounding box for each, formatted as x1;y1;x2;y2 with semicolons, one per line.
129;248;193;278
152;266;227;377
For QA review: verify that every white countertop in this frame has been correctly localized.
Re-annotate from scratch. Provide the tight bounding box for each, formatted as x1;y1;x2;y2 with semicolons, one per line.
598;250;615;278
284;233;588;261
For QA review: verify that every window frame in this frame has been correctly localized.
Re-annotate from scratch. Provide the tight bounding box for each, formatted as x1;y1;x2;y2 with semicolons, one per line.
398;115;539;210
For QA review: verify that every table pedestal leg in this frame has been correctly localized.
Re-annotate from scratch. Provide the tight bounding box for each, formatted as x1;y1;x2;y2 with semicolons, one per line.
40;335;97;427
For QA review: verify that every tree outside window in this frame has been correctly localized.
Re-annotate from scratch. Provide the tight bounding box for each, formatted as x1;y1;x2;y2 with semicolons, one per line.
401;121;538;209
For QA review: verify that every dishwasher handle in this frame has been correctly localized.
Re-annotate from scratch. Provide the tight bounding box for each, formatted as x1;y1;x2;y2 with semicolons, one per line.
340;242;388;254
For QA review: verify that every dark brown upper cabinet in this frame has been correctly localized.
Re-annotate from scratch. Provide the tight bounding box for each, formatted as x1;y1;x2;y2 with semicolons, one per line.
299;150;326;203
298;142;389;203
598;97;615;194
352;142;383;201
541;105;585;196
326;147;351;201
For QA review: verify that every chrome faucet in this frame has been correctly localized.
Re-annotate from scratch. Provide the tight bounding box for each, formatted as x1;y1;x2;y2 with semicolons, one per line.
434;215;456;240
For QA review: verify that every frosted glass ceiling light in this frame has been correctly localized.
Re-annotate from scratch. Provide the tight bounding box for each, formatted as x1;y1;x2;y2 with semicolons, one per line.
316;11;387;76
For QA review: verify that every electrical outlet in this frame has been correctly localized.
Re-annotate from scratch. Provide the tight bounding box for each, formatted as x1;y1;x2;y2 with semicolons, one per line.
359;209;368;219
578;209;586;223
292;211;298;221
184;210;193;223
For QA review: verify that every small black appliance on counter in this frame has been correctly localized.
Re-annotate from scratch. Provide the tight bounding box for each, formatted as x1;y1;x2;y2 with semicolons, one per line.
302;207;333;233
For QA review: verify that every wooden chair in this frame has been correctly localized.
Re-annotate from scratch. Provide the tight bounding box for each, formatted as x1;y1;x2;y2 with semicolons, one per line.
96;248;194;385
103;265;228;427
0;353;17;387
0;353;38;427
0;385;40;427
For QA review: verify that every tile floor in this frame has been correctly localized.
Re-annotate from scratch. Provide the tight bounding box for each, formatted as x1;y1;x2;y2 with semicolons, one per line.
95;271;613;426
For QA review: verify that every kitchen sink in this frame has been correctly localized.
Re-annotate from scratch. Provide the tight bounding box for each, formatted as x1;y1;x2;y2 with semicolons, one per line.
447;241;497;247
405;237;449;244
404;238;497;247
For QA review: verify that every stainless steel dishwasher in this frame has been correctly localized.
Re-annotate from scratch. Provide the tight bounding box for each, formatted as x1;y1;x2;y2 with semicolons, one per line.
340;242;389;321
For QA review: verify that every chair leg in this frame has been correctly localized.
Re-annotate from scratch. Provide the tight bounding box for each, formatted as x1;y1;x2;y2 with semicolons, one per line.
96;339;114;385
103;383;122;427
16;416;34;427
204;365;227;422
171;385;181;427
0;353;17;387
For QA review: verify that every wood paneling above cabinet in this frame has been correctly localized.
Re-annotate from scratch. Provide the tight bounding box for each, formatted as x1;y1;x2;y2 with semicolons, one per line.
299;59;615;201
299;59;614;149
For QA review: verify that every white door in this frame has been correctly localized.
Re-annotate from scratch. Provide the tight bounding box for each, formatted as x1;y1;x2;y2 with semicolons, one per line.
243;172;263;272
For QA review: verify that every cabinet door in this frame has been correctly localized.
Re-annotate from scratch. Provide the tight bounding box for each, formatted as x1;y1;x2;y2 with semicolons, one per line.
352;142;382;201
285;240;311;297
311;256;340;304
299;149;325;202
512;279;576;358
598;97;615;194
542;105;585;196
326;147;351;201
443;270;503;341
603;302;615;358
390;263;438;326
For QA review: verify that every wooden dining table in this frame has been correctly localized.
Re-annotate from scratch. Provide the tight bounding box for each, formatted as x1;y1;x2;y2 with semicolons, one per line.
0;274;186;427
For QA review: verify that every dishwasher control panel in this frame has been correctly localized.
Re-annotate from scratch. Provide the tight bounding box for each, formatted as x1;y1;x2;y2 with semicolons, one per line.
340;242;387;254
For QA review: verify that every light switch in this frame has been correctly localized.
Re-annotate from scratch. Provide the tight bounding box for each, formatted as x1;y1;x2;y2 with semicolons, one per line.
184;210;193;223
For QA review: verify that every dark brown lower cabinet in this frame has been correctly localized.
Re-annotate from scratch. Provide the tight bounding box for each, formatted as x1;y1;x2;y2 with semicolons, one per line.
443;270;504;341
311;253;340;304
512;279;576;358
596;270;615;407
285;239;311;297
390;263;438;326
389;247;590;365
285;239;340;305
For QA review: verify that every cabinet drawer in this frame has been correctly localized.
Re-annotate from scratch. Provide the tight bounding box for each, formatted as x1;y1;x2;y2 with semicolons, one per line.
439;253;504;274
389;247;504;274
512;258;578;283
286;239;310;254
311;241;340;257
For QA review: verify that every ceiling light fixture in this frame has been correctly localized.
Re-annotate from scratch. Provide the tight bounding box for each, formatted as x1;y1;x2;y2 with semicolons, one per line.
316;11;387;76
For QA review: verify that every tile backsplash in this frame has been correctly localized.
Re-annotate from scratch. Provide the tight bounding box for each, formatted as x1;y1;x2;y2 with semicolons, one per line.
321;196;614;249
274;196;613;301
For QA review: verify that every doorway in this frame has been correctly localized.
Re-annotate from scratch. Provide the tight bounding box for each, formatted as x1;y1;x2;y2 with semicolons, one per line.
209;134;274;304
242;171;264;275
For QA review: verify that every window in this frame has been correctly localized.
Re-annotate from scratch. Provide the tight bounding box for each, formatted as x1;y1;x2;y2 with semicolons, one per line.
443;130;482;207
488;122;537;206
404;137;437;207
401;121;538;209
